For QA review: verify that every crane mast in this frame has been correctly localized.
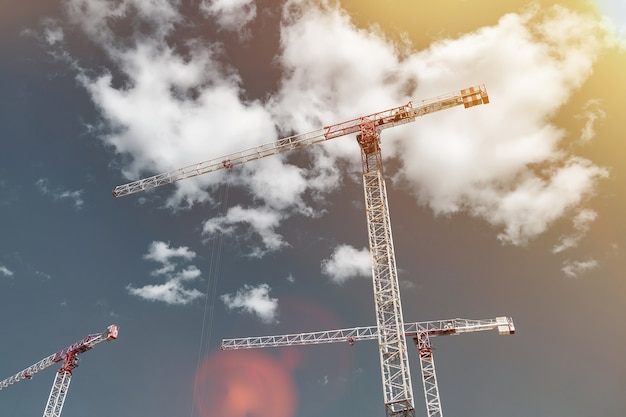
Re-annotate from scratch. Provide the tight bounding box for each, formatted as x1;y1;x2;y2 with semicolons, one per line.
221;316;514;417
410;318;512;417
0;324;118;417
112;85;489;417
358;119;413;417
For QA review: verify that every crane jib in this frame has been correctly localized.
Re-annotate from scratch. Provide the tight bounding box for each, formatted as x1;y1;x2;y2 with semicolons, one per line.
111;84;489;199
51;336;95;363
1;325;118;417
1;325;117;397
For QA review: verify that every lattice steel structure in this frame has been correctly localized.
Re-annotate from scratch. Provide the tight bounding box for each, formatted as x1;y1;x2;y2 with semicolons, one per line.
112;86;490;417
358;121;413;417
43;369;72;417
222;316;515;417
1;325;118;417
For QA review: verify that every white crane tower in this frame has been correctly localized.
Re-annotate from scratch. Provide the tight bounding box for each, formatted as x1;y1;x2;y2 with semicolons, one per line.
221;316;515;417
112;85;490;417
0;324;118;417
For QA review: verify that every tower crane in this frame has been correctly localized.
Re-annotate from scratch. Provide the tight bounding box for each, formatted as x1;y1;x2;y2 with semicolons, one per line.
221;316;515;417
112;85;490;417
0;324;118;417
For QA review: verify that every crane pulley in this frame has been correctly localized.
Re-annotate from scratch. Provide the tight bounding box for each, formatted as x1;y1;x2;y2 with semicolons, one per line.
0;324;118;417
112;85;490;417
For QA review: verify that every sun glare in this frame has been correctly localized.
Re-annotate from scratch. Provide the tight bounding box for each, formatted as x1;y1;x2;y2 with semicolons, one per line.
194;350;297;417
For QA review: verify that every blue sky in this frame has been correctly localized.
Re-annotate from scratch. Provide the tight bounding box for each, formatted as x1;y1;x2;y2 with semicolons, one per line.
1;1;625;417
598;0;626;36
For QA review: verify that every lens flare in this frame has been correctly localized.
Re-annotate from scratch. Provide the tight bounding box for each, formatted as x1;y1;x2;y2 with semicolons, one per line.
194;350;297;417
274;298;354;415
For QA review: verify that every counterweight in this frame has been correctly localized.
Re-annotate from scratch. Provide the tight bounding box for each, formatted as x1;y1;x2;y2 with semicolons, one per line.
0;325;118;417
112;85;489;417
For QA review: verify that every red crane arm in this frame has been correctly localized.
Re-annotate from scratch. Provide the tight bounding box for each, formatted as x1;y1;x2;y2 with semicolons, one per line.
0;325;118;390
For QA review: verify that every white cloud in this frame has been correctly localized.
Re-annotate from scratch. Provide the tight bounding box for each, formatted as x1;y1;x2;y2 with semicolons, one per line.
597;0;626;42
128;241;204;305
36;270;52;281
245;158;310;212
576;99;606;143
79;43;275;209
43;25;64;45
562;258;599;278
36;178;84;209
143;240;196;264
0;265;14;277
64;0;180;46
197;154;341;255
220;283;279;323
57;0;615;257
553;209;598;253
387;6;611;245
127;280;203;305
473;157;608;246
63;0;277;211
270;0;409;133
321;244;371;283
200;0;257;31
271;1;612;247
202;205;288;257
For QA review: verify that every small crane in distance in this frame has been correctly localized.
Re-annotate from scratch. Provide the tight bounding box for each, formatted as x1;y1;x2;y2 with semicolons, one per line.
112;85;490;417
0;324;119;417
221;316;515;417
